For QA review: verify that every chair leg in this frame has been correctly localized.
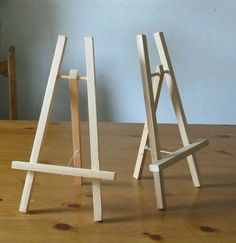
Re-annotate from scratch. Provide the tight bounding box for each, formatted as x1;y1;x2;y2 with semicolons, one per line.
8;46;17;120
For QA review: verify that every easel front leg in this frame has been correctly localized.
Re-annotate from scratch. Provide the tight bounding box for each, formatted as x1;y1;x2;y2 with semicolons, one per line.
153;170;166;209
92;180;102;221
133;124;149;179
137;35;165;209
186;154;201;187
19;172;35;212
85;37;102;221
19;36;66;212
133;65;164;179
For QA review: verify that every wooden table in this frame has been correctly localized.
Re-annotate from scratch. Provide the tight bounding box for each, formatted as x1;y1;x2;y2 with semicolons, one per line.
0;121;235;242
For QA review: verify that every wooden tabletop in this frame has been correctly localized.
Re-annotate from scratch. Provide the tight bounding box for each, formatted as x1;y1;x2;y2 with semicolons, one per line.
0;121;235;242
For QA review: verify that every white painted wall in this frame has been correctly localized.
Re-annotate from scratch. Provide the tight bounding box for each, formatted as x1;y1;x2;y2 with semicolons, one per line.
0;1;235;124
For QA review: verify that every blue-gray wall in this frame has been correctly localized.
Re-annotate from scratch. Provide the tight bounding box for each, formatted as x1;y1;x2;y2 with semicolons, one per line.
0;1;235;124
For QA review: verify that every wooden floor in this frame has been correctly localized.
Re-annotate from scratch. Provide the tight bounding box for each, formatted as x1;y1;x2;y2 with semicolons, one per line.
0;121;235;242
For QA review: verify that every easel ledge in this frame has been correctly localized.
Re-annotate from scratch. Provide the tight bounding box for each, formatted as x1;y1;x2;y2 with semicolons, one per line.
12;161;115;180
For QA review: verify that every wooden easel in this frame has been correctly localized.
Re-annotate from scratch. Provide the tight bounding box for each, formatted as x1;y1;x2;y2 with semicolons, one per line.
0;46;17;119
12;35;116;222
133;32;208;209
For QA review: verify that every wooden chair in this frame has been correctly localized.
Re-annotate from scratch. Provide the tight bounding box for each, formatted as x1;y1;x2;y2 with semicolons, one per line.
0;46;17;119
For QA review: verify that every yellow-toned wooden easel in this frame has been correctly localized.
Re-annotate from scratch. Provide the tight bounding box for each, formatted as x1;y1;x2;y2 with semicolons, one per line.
133;32;208;209
12;35;116;222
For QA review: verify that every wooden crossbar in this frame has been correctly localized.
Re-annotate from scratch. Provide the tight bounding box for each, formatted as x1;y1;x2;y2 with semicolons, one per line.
57;74;87;81
149;139;208;171
12;161;116;181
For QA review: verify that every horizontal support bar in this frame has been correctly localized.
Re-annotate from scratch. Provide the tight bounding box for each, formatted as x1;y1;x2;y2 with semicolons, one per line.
149;138;208;172
150;72;161;77
12;161;116;181
57;74;87;81
150;70;169;78
145;145;171;154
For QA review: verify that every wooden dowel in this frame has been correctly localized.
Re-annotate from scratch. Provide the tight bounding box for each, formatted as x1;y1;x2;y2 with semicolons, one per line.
150;67;168;78
160;150;172;154
150;72;161;77
57;74;87;81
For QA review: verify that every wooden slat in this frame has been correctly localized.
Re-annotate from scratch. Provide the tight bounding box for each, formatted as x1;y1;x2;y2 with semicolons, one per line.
12;161;115;181
19;35;67;213
85;36;102;221
136;35;165;209
149;138;209;171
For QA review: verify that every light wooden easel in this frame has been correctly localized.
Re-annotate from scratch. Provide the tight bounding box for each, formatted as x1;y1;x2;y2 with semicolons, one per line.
12;35;116;222
133;32;208;209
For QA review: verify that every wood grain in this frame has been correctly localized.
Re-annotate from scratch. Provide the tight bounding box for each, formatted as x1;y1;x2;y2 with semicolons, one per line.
0;121;235;242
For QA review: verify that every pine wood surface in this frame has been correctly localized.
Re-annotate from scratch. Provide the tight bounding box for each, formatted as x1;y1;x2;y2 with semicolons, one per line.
0;121;235;242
